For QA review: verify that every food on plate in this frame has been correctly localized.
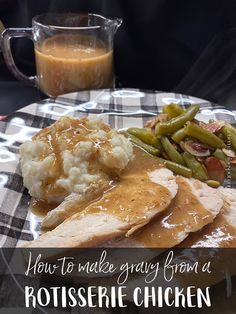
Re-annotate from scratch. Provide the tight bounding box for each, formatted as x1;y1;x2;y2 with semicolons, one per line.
222;123;236;150
183;152;208;181
127;102;236;185
126;132;160;156
184;122;225;148
21;148;178;248
155;104;200;135
20;116;133;206
103;176;223;248
171;127;186;143
178;187;236;247
161;136;185;165
40;146;177;231
19;109;236;249
163;103;184;117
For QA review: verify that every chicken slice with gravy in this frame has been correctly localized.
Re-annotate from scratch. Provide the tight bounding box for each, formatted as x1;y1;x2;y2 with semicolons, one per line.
179;187;236;248
104;176;223;248
21;149;178;248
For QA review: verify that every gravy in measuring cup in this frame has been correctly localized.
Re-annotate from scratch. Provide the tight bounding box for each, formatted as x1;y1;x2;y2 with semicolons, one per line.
35;34;114;97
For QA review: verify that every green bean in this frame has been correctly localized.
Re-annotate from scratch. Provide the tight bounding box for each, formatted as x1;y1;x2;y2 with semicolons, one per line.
183;152;208;181
161;136;185;165
179;141;187;152
127;127;161;149
221;123;236;151
155;104;200;135
163;103;184;118
155;156;192;177
126;133;160;156
206;180;220;188
171;128;186;143
213;149;228;163
185;122;226;148
134;138;192;177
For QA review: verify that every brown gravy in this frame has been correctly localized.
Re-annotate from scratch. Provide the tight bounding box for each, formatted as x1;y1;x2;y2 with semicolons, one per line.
74;148;171;226
35;34;114;97
170;217;236;291
179;206;236;248
30;199;58;217
133;176;214;247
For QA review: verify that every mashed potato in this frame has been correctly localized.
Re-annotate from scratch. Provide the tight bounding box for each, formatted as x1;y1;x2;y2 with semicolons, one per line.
20;116;133;203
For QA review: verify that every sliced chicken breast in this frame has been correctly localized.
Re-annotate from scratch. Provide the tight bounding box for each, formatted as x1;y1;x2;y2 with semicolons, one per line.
40;146;172;231
21;167;177;248
41;180;110;230
179;187;236;248
103;175;223;248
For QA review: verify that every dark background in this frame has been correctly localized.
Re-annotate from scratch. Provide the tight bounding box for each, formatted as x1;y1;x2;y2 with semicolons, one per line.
1;0;236;114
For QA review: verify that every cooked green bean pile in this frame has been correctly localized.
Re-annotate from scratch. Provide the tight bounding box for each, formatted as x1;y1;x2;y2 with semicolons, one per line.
126;103;236;187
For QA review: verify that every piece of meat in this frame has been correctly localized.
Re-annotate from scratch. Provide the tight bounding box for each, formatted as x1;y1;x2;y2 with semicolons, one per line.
144;114;169;129
199;120;225;133
103;176;223;248
21;168;177;248
179;187;236;248
40;146;174;230
220;188;236;229
41;179;110;230
204;156;226;183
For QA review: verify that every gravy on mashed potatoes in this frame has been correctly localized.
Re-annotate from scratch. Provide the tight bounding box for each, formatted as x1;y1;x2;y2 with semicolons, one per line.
20;116;134;206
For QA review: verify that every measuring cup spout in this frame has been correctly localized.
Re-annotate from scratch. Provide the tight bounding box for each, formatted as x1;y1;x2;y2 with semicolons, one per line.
107;17;122;35
113;18;123;33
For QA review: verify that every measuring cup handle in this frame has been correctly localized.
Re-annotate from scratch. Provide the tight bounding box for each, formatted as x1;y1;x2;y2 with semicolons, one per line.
1;28;37;86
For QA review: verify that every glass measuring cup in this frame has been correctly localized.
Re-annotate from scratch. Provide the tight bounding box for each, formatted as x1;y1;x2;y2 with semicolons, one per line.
1;13;122;97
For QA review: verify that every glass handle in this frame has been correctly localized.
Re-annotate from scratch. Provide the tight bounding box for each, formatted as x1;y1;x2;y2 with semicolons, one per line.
0;28;37;86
